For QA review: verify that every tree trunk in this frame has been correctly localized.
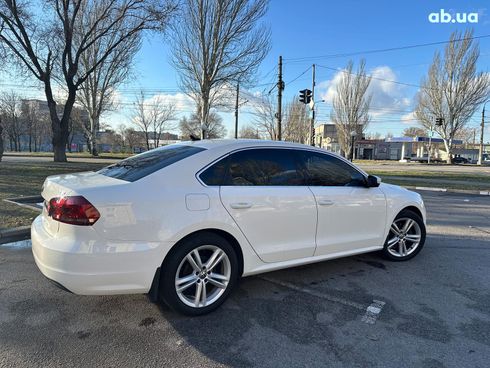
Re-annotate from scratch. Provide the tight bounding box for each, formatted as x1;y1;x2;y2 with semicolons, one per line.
28;126;32;152
443;138;453;164
0;125;3;162
45;80;74;162
89;115;99;156
201;91;210;139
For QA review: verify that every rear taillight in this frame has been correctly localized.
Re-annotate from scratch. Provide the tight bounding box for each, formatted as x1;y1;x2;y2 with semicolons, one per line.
47;196;100;226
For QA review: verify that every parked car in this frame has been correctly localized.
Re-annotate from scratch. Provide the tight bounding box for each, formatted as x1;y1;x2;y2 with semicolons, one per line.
32;140;426;315
452;156;469;164
409;155;444;163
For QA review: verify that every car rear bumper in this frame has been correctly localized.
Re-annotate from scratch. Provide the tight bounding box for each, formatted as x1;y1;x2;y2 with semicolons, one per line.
31;215;174;295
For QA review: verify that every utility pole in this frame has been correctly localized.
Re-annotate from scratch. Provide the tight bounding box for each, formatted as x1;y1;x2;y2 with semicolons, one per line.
276;56;284;141
428;125;433;164
478;103;487;165
234;81;239;139
310;64;316;146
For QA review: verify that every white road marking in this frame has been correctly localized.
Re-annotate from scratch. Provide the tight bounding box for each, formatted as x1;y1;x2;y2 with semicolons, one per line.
415;186;447;192
260;277;387;324
361;300;385;324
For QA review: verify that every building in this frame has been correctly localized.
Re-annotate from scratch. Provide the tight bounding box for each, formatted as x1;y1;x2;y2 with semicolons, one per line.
385;136;463;162
314;123;364;155
314;123;468;161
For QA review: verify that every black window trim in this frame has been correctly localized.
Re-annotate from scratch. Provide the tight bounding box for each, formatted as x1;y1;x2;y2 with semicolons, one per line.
195;146;368;188
295;149;369;187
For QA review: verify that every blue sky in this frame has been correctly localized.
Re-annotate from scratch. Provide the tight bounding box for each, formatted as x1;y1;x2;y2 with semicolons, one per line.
2;0;490;138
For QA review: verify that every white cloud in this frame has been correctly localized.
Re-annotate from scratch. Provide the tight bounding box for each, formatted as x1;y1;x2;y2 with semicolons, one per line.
142;92;194;112
401;111;417;124
318;65;413;118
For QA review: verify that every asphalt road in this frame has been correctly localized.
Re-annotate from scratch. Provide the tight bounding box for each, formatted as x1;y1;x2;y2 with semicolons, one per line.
1;191;489;368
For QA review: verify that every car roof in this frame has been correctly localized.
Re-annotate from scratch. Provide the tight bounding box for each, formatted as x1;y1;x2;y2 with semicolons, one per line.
173;139;367;175
176;139;321;151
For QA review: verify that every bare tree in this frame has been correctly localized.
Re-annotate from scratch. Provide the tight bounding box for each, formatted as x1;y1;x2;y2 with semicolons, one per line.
239;124;260;139
252;94;276;139
403;126;427;138
123;126;145;153
20;100;50;152
415;30;490;163
0;91;23;151
179;112;226;139
0;117;4;161
171;0;270;139
0;0;175;161
365;131;383;140
76;9;142;156
132;91;177;150
330;60;372;159
283;98;309;143
455;126;478;147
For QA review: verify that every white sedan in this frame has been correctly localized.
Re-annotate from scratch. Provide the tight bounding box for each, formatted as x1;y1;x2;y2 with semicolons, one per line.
32;140;426;315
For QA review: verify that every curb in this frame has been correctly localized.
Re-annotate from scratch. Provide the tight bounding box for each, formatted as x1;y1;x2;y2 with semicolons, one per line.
404;186;490;196
4;196;43;212
0;226;31;245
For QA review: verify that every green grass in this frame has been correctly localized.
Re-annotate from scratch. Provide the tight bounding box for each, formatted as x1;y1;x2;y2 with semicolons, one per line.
4;151;131;159
368;170;490;182
0;161;107;229
367;170;490;190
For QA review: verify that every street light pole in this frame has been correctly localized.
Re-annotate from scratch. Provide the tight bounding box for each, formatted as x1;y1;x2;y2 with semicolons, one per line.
478;100;489;165
234;81;239;139
310;64;316;146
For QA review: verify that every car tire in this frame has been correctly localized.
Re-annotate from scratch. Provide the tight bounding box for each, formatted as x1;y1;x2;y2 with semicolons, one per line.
381;209;426;262
159;232;239;316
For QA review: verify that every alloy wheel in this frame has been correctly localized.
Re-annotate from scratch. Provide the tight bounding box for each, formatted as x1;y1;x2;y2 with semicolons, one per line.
175;245;231;308
386;217;422;258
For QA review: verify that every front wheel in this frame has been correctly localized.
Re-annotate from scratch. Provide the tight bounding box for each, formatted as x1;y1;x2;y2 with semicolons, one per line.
159;233;239;316
381;210;426;261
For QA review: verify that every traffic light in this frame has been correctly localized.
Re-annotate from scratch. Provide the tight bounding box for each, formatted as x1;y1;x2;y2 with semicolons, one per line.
435;117;444;126
299;89;312;104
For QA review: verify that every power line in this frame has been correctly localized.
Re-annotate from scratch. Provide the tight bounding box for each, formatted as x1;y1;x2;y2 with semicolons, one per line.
285;65;312;85
316;64;428;90
284;33;490;63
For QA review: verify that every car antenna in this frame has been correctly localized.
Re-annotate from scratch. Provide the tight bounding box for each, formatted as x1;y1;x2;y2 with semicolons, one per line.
189;134;201;141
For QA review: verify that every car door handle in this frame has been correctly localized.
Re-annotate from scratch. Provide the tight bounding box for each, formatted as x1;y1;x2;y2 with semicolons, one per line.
318;199;334;206
230;202;253;209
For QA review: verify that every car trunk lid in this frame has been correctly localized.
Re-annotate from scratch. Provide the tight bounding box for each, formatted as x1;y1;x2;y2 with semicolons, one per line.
41;171;127;235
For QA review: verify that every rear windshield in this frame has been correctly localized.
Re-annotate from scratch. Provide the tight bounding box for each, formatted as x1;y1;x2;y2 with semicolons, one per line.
98;145;205;182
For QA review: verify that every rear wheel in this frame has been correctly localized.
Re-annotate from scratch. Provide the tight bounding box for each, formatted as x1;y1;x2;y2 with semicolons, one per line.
159;233;239;316
381;210;426;261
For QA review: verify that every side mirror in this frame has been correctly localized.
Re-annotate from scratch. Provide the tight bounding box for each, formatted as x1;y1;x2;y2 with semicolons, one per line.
366;175;381;188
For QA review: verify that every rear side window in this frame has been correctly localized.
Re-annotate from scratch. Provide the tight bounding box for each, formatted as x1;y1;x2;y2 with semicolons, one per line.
200;148;304;186
199;157;229;186
98;145;205;182
297;151;366;186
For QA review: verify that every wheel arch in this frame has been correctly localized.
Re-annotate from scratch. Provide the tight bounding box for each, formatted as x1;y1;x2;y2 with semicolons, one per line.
148;228;244;302
401;205;423;221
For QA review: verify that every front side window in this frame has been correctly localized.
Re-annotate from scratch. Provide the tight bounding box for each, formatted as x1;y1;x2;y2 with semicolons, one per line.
297;151;366;187
200;148;304;186
99;145;205;182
